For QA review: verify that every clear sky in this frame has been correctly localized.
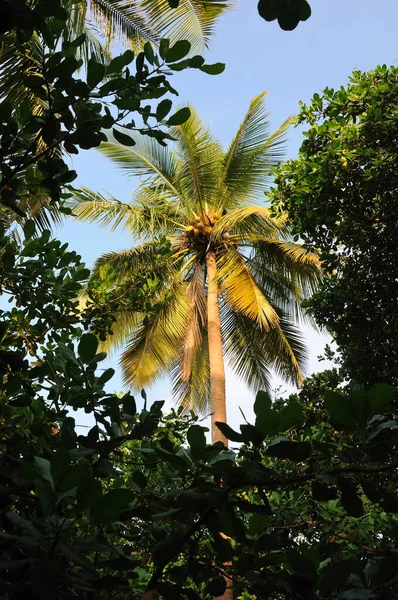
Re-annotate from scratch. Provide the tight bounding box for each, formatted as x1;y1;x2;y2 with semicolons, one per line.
57;0;398;429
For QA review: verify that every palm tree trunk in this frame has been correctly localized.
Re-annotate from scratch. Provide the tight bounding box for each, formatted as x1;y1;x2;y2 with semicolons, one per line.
206;250;228;447
206;250;233;600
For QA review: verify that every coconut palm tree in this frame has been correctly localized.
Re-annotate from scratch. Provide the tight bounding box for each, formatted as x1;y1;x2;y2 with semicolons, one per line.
0;0;232;229
73;92;321;446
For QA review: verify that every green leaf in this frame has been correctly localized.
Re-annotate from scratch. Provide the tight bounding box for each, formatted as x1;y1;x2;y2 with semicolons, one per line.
339;478;363;518
257;0;279;21
205;577;227;597
156;99;172;121
112;128;136;146
97;368;115;385
324;391;357;430
215;422;243;442
23;219;36;240
87;59;106;89
240;424;264;445
199;63;225;75
122;394;136;416
187;425;207;451
219;504;246;541
144;42;155;65
311;480;337;501
51;448;70;486
368;383;394;416
254;390;272;414
78;333;98;364
286;549;317;583
107;50;135;74
299;0;311;21
34;456;54;490
159;39;170;60
266;438;312;460
278;401;304;430
165;40;191;63
166;107;191;126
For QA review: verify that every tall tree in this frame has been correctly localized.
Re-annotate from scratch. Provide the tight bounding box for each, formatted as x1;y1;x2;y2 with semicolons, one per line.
73;93;321;445
272;65;398;388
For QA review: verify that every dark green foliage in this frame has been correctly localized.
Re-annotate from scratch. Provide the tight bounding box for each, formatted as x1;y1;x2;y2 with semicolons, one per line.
272;65;398;388
0;0;223;221
258;0;311;30
1;225;398;598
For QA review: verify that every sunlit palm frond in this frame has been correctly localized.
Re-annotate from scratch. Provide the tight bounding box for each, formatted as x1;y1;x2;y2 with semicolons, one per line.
218;248;280;331
99;130;185;200
121;282;190;388
249;238;322;297
221;304;273;393
140;0;234;53
171;107;224;215
212;205;284;242
90;241;175;282
171;326;210;413
218;92;294;207
100;310;143;353
88;0;158;50
72;186;185;237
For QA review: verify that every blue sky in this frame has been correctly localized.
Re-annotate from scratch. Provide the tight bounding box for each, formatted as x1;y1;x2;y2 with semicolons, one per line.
57;0;398;428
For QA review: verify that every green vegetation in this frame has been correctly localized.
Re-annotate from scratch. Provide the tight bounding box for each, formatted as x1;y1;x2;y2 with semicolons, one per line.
72;93;320;443
272;66;398;389
0;2;397;600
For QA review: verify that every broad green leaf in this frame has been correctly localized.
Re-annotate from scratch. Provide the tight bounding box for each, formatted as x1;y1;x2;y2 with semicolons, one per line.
286;548;317;583
324;391;357;430
78;333;98;364
278;401;304;430
34;457;54;490
215;422;243;442
187;425;207;450
219;504;246;541
339;478;363;518
23;219;36;240
112;128;136;146
368;383;394;416
166;107;191;126
205;577;227;597
156;99;172;121
87;59;105;89
165;40;191;63
266;438;312;460
199;63;225;75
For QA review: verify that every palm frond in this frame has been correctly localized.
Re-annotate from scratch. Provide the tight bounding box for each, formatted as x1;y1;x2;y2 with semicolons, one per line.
218;248;280;331
222;306;307;391
72;186;185;237
218;92;294;207
140;0;234;53
88;0;158;50
212;204;284;242
171;107;224;216
171;326;210;413
249;238;322;299
90;241;174;281
121;281;190;388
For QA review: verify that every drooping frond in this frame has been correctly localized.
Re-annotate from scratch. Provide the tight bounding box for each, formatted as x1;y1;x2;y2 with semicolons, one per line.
140;0;234;53
87;0;158;50
222;306;307;391
249;238;322;299
99;130;184;200
72;187;185;238
218;92;294;207
218;248;280;331
121;281;190;388
90;241;175;283
221;304;273;392
171;326;210;413
212;205;284;243
0;33;44;112
171;107;224;215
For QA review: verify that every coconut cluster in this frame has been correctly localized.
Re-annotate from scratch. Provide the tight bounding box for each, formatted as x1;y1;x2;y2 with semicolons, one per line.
182;210;229;251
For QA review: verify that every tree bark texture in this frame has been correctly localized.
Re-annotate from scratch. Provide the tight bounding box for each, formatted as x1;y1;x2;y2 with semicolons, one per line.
206;250;228;447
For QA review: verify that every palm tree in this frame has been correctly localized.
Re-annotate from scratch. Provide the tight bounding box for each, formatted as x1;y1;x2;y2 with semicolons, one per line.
73;92;321;446
0;0;232;228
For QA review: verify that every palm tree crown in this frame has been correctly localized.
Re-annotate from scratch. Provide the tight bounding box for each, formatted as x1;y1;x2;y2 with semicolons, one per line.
73;92;321;418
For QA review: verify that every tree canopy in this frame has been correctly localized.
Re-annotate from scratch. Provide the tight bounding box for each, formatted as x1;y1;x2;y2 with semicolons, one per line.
272;65;398;389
